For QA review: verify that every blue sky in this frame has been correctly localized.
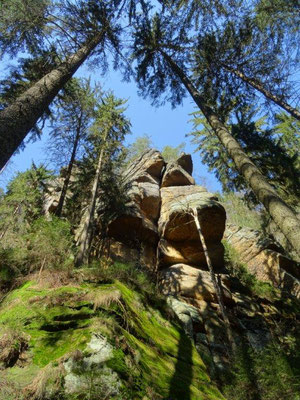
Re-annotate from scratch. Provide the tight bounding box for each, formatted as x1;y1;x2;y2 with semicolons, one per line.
0;61;222;192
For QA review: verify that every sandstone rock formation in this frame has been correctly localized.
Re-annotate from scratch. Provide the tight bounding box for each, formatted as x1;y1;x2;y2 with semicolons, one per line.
159;263;233;305
158;185;225;270
224;223;300;298
106;150;226;275
107;150;164;248
161;162;195;187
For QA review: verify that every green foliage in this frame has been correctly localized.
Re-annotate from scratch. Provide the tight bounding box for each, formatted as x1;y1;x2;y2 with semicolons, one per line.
0;165;54;249
0;217;74;290
0;47;59;112
223;240;278;301
0;266;224;400
46;77;102;171
86;261;159;302
190;108;300;207
0;164;53;225
0;166;73;286
220;192;263;230
0;0;50;58
25;216;74;272
161;142;185;162
125;134;153;164
223;343;300;400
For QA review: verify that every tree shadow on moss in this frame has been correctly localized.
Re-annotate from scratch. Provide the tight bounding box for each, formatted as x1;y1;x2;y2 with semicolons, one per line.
167;330;193;400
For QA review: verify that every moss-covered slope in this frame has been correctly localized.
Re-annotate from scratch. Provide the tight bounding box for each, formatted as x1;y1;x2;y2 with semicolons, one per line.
0;270;224;400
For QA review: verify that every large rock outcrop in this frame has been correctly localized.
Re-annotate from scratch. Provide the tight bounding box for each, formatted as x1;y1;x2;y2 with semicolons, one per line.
158;178;225;270
224;223;300;298
106;151;226;274
108;150;164;247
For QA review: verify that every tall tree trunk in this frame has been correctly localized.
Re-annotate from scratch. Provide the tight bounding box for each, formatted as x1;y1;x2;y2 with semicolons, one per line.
160;50;300;258
192;208;236;353
0;32;104;171
222;64;300;121
55;115;82;217
75;138;107;267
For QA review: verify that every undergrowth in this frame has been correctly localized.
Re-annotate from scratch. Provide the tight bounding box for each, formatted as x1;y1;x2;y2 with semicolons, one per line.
0;261;224;400
222;342;300;400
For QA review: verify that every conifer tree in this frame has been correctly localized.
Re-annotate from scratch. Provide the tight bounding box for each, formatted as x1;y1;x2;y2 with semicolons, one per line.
47;78;101;217
190;107;300;208
0;1;121;171
75;93;130;266
132;14;300;258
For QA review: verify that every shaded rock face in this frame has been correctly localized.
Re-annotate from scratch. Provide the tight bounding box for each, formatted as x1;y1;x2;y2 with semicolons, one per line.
161;162;195;187
224;223;300;298
159;264;233;305
107;150;164;250
43;166;79;216
158;185;225;271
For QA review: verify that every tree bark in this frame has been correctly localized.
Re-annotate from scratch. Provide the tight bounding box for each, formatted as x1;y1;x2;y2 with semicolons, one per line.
192;208;236;353
75;137;107;267
0;32;104;171
222;64;300;121
160;50;300;258
55;115;82;217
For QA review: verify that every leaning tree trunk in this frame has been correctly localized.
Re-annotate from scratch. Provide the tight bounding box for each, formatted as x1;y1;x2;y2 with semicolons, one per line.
160;50;300;258
0;32;104;171
222;64;300;121
192;208;236;353
55;116;82;217
75;139;107;267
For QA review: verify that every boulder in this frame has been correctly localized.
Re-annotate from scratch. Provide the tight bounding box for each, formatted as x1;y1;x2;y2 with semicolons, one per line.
104;239;156;272
127;181;161;221
105;240;139;264
176;153;193;175
159;264;233;305
159;186;226;245
161;164;195;187
123;149;165;183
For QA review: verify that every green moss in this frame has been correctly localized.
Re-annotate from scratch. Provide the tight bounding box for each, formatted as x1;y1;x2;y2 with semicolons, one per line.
0;282;94;367
0;277;224;399
106;349;128;378
115;281;224;399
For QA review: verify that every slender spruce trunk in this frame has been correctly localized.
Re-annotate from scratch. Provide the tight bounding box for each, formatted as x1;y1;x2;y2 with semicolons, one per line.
55;115;82;217
75;136;107;267
192;208;236;353
160;50;300;258
222;64;300;121
0;32;104;171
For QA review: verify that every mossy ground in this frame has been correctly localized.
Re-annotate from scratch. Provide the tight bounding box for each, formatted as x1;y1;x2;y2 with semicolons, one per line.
0;268;224;400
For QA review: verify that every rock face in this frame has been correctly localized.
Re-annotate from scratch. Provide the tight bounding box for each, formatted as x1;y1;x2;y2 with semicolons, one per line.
106;150;226;274
224;223;300;298
102;150;300;375
161;162;195;187
105;150;165;271
158;185;225;270
159;263;233;305
107;150;164;249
